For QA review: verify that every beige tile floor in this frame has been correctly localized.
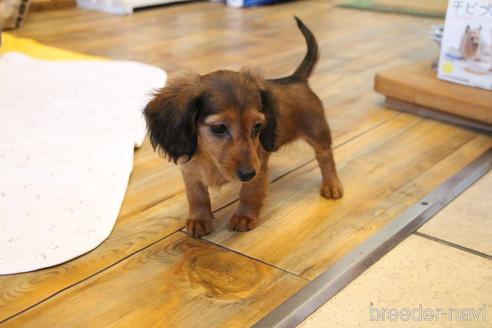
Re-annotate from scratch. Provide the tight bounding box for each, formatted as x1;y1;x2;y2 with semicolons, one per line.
299;172;492;328
419;172;492;257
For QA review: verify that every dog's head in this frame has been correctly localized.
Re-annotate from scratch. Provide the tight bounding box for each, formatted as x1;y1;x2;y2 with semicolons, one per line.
144;70;279;182
464;25;482;46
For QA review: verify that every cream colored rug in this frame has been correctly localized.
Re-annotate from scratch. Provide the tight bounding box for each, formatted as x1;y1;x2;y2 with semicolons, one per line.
0;52;166;274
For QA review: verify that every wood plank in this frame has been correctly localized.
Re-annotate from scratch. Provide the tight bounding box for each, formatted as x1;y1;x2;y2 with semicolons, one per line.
375;62;492;125
205;114;492;279
2;232;306;327
30;0;76;12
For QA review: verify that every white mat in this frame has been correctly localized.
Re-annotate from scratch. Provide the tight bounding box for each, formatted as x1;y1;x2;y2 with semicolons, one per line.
0;53;166;275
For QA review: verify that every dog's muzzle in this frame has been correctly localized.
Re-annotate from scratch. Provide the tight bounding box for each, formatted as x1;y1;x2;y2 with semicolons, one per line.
236;167;256;182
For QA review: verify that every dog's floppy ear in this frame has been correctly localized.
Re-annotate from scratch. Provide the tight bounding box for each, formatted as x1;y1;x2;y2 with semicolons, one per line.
259;88;279;152
144;74;203;163
466;25;470;32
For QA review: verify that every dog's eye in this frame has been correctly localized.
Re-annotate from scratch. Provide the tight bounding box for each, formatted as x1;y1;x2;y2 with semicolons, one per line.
252;123;263;137
210;124;227;136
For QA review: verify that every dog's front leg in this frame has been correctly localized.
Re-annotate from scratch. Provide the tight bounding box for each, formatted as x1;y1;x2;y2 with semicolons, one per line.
228;168;268;232
182;172;215;238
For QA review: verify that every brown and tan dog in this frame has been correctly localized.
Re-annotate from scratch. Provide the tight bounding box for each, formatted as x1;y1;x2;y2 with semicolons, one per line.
144;17;343;237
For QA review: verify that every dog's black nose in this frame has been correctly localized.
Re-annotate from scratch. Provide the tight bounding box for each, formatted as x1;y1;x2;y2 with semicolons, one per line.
236;168;256;182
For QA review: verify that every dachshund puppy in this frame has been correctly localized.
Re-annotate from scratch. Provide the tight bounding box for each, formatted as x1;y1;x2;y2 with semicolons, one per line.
144;17;343;237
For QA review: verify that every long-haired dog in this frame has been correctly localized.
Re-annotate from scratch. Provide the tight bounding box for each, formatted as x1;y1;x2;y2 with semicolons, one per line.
459;25;485;61
144;17;343;237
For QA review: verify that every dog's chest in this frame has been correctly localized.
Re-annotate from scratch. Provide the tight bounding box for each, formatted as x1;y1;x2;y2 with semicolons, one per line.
181;158;229;188
202;165;229;188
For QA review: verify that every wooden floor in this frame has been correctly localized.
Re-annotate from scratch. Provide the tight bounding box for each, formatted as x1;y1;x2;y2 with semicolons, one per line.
2;1;491;326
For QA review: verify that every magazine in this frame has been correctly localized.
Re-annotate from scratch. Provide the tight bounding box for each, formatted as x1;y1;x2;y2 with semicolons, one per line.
438;0;492;90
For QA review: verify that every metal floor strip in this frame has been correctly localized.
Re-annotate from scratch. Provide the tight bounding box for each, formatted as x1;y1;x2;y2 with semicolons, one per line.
253;148;492;328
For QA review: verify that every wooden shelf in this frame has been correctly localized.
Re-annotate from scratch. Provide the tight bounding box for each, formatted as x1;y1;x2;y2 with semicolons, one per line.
375;62;492;127
30;0;75;12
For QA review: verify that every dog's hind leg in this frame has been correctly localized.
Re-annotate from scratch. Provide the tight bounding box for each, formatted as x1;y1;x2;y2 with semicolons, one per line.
302;120;344;200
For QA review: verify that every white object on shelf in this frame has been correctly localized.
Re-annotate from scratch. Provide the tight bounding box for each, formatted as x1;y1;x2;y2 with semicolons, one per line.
226;0;243;8
76;0;192;15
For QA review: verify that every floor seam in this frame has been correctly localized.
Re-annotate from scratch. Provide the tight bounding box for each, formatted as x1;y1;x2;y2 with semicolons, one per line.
413;231;492;261
186;231;311;282
0;228;185;324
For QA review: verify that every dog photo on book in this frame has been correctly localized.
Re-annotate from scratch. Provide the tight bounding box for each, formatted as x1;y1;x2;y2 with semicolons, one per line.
438;0;492;90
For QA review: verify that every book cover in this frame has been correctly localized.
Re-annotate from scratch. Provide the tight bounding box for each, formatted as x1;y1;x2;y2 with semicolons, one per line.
438;0;492;90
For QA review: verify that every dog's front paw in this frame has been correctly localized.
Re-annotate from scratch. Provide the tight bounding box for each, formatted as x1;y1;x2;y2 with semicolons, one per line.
186;218;214;238
320;177;344;199
228;214;258;232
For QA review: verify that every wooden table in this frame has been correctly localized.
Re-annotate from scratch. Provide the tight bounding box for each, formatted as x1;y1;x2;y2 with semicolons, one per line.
375;61;492;129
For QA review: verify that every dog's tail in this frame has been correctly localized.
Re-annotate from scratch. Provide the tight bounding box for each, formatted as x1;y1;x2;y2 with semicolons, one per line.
291;16;319;81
